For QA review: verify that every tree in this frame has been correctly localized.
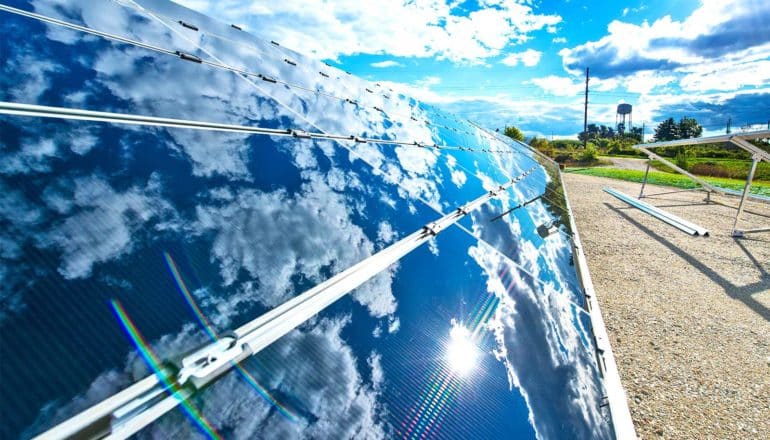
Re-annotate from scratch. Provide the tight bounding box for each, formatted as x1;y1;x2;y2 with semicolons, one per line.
653;116;703;141
504;125;525;142
678;116;703;139
528;136;549;150
653;117;679;141
578;144;598;162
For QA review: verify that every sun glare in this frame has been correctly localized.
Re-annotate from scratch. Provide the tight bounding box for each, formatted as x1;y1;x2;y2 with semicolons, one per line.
446;323;480;376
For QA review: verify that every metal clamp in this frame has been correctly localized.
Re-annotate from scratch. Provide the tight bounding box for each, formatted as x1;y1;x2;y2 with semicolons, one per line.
178;21;199;31
175;51;202;63
422;222;441;236
177;334;244;388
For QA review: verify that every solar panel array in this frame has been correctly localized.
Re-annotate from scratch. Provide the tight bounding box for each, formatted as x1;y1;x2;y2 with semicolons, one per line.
0;0;624;438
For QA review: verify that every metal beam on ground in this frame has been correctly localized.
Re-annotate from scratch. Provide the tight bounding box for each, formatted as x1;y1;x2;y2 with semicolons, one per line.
604;187;710;236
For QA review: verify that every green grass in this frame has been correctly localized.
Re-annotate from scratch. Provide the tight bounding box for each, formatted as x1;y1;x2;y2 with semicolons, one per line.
651;157;770;181
566;167;770;197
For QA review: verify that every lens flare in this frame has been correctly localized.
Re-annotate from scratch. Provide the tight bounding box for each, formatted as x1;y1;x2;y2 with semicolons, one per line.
110;299;222;439
163;251;299;422
446;323;479;376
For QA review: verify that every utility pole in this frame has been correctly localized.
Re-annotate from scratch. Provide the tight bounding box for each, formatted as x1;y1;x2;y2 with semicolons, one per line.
726;117;731;134
642;122;645;142
583;67;589;148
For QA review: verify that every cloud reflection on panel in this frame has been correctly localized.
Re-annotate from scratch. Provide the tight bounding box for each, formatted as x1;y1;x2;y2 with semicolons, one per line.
470;241;610;439
193;172;398;317
27;317;388;439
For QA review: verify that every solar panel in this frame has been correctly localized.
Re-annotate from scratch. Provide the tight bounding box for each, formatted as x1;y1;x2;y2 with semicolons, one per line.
0;1;630;438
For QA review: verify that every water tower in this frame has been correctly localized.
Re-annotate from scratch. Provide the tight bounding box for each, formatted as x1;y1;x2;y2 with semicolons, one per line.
616;103;632;134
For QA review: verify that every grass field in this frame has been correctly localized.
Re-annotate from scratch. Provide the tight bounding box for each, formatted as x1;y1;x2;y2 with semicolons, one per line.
566;167;770;197
650;157;770;181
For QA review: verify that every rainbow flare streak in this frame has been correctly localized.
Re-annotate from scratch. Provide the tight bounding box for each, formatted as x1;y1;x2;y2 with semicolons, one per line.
110;299;222;439
400;289;500;439
163;252;298;422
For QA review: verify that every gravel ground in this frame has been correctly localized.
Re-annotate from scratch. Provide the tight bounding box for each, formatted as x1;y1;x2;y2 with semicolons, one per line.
563;173;770;440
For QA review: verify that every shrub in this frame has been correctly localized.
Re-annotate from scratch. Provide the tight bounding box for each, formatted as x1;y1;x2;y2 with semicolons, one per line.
578;145;598;162
675;147;693;169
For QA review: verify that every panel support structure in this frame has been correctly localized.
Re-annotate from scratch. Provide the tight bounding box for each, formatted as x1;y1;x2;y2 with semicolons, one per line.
732;156;761;237
633;130;770;237
639;158;651;199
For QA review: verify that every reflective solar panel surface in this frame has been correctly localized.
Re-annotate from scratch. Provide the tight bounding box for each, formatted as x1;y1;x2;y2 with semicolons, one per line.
0;0;615;438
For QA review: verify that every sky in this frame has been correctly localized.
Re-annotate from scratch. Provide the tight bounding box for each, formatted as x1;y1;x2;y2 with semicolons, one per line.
172;0;767;138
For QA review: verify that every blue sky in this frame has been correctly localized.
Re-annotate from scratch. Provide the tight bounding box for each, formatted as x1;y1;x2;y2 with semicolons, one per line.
178;0;770;139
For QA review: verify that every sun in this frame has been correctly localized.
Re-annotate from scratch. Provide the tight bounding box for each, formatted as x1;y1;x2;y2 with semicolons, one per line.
445;322;480;377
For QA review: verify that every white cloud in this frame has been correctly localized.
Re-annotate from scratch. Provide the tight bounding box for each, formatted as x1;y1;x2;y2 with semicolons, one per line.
559;0;770;93
175;0;561;64
36;175;176;279
500;49;542;67
370;60;403;68
529;75;582;96
679;59;770;92
194;172;397;318
552;36;567;44
624;70;676;94
376;221;396;244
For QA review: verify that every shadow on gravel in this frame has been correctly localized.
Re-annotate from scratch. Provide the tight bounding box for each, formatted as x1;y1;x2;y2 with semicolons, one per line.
604;202;770;323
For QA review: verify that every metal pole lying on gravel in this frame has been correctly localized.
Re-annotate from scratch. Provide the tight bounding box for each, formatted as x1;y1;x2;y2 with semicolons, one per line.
604;187;710;236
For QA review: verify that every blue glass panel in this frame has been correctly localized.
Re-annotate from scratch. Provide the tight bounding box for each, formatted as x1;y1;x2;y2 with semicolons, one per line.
0;1;615;439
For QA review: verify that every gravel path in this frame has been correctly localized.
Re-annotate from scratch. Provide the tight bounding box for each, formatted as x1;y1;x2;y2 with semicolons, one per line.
563;173;770;439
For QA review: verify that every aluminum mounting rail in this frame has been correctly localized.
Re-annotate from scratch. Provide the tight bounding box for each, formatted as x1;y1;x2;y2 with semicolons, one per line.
558;173;636;439
34;167;536;439
0;102;510;154
604;187;709;236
